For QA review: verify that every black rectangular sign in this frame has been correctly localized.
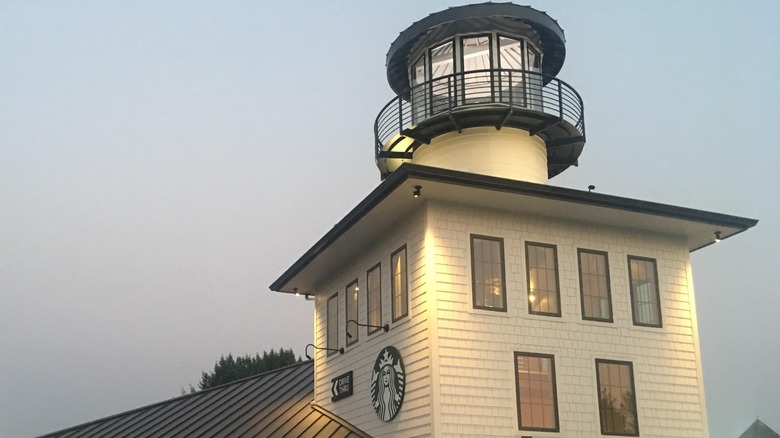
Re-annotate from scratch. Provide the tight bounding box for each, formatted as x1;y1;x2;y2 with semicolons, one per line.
331;371;353;402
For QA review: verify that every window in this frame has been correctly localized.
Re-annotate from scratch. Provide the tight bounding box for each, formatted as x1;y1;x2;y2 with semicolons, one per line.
628;256;662;327
596;359;639;436
526;242;560;316
514;352;559;431
470;235;507;311
460;35;492;104
391;246;408;322
345;280;359;346
367;264;382;334
326;293;338;356
578;249;613;322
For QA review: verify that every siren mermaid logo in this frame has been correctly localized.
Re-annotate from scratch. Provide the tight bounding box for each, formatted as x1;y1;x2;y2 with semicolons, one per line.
370;346;405;422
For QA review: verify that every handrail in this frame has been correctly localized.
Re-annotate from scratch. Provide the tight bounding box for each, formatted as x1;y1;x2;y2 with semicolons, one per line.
374;68;585;158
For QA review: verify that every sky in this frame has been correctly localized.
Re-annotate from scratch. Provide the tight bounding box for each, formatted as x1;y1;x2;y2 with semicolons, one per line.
1;1;778;437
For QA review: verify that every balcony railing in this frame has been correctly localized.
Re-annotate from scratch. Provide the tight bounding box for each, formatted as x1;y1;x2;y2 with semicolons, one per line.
375;68;585;160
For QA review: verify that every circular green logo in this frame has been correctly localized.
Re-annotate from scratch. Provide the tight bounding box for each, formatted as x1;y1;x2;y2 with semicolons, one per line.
370;346;405;422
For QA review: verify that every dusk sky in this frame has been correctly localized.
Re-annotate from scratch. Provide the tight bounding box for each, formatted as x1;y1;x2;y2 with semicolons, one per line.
1;1;778;437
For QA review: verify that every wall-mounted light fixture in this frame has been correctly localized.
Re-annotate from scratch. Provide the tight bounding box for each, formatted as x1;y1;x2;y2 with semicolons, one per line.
714;231;722;243
588;184;595;192
413;185;422;198
304;343;343;360
346;319;389;338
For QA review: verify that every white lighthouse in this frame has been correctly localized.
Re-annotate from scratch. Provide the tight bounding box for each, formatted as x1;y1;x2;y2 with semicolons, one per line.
271;4;757;437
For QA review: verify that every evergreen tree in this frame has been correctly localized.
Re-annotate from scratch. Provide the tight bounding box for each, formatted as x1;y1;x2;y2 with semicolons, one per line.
196;348;301;390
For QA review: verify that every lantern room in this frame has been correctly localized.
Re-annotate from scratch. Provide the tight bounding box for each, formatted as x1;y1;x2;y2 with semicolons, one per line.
375;3;585;183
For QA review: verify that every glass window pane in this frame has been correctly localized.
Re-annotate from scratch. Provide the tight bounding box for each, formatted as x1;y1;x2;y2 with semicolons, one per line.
327;294;338;355
367;265;382;332
628;257;662;327
430;41;455;115
597;360;638;435
471;235;506;311
526;243;560;316
461;35;492;104
578;250;613;321
515;353;558;431
391;247;408;321
410;56;427;123
345;281;359;345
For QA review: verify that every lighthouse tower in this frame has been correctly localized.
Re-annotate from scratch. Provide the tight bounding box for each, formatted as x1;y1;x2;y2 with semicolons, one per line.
375;3;583;183
271;4;756;438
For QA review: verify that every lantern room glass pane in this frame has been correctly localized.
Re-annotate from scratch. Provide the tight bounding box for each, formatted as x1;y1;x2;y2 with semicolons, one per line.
411;55;428;123
527;45;543;110
498;36;524;105
429;41;455;115
461;35;492;104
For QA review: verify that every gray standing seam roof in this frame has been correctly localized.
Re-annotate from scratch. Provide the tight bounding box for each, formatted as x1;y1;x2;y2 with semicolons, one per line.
38;361;371;438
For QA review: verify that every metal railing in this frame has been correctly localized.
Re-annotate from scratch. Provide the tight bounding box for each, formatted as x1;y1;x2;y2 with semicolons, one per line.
375;68;585;157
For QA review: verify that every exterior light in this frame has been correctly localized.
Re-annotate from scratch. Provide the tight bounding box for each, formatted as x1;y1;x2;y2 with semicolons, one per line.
413;185;422;198
304;343;343;360
346;319;389;339
588;185;595;192
715;231;722;243
294;287;300;296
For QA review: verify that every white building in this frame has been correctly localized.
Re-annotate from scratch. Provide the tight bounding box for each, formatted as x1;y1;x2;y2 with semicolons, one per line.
270;4;757;438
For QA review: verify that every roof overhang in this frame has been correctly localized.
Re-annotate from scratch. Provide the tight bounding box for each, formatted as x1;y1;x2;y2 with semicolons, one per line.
270;164;757;295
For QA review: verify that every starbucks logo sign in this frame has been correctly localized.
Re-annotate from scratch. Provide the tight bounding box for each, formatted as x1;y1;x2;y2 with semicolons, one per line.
370;346;405;422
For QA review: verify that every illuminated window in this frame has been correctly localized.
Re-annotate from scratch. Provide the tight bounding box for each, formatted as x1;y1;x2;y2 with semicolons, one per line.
367;264;382;334
470;235;506;311
345;280;359;346
326;293;338;356
515;352;559;431
596;359;639;436
526;242;560;316
391;246;408;322
628;256;662;327
578;249;613;322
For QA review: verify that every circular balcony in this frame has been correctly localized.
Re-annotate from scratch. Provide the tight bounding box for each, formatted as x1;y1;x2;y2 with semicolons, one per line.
375;68;586;179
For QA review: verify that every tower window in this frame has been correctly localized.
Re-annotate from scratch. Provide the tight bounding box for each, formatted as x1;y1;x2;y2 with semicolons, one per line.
345;280;359;346
470;235;507;311
367;264;382;334
391;245;409;322
628;256;662;327
596;359;639;435
526;242;561;316
515;352;559;431
578;249;613;322
326;293;338;356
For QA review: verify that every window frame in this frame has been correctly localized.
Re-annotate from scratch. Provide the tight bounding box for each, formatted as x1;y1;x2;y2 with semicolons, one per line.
578;248;614;323
525;241;562;317
627;255;663;328
345;279;359;346
470;234;507;312
366;263;382;335
391;245;409;322
326;293;339;356
514;351;560;432
595;359;640;436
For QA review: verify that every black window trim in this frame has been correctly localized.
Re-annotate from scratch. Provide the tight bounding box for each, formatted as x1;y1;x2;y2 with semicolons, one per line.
627;255;663;328
470;234;508;312
525;241;562;317
345;279;359;347
595;358;640;437
326;292;339;357
577;248;614;323
391;244;409;323
514;351;560;432
366;262;383;335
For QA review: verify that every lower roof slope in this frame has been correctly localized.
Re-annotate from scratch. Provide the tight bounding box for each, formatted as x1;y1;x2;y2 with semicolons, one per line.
38;360;370;438
739;419;780;438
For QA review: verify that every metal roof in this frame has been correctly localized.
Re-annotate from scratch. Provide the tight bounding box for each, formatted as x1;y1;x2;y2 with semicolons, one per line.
38;361;371;438
270;163;757;295
739;420;780;438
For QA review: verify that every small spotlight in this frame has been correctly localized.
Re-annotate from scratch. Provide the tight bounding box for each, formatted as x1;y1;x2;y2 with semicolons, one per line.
294;287;299;297
413;185;422;198
714;231;722;243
